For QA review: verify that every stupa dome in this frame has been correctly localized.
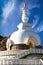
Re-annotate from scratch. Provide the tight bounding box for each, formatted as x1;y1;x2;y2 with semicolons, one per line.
10;28;40;46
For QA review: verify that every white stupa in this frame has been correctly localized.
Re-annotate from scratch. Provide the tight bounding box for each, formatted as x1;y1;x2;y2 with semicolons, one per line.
9;3;40;47
0;2;43;65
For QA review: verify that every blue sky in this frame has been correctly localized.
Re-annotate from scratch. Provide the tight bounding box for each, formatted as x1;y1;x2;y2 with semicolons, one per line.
0;0;43;45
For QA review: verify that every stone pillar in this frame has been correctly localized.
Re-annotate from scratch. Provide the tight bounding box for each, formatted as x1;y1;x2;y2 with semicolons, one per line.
6;39;11;50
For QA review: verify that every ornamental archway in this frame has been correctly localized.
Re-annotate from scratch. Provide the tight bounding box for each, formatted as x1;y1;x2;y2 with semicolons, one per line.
27;36;39;48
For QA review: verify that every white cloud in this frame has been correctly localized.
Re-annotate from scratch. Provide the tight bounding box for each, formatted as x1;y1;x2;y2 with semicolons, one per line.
35;20;43;32
32;15;39;28
2;0;15;24
27;0;40;9
36;25;43;32
28;4;40;9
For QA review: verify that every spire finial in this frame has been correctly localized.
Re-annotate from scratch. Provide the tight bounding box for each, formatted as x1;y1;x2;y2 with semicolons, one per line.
24;0;26;5
24;0;27;9
22;1;28;23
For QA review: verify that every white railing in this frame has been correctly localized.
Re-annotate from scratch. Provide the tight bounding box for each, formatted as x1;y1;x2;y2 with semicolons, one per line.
0;49;43;59
0;59;43;65
0;49;43;56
